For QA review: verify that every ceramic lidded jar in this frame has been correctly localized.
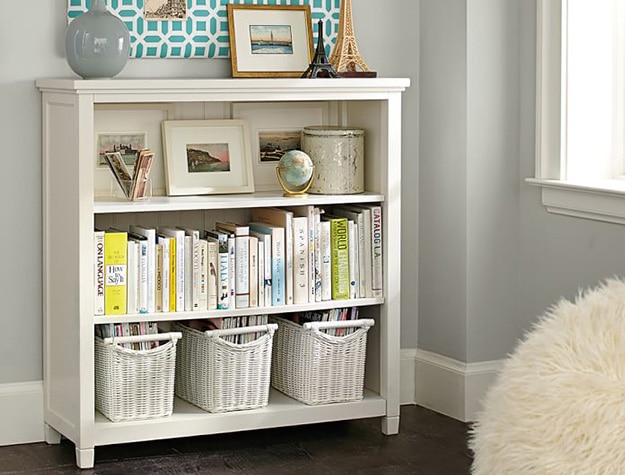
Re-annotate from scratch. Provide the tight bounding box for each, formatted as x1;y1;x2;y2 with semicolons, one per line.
65;0;130;79
301;126;365;194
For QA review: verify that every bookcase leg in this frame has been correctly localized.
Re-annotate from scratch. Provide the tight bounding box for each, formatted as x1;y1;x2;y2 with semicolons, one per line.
381;415;400;435
43;423;62;444
75;446;95;469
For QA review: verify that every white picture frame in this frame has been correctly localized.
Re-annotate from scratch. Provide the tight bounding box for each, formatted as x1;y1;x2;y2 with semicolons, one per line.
162;119;254;196
94;103;176;197
227;4;314;78
232;102;329;191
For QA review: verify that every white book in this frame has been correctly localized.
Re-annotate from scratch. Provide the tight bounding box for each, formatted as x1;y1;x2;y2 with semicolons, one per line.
128;232;148;313
249;235;258;307
158;227;185;312
352;204;383;298
313;208;322;301
343;205;373;298
179;227;200;311
126;240;138;314
292;215;309;305
249;223;284;306
198;238;208;311
206;239;218;310
227;234;235;309
183;235;192;311
216;222;249;309
156;234;170;313
94;230;105;315
251;208;293;305
129;225;156;313
204;230;229;309
257;240;265;308
251;230;272;307
285;205;317;303
319;219;332;301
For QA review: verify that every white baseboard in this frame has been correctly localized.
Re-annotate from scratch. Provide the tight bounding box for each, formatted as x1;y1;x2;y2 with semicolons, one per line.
415;349;503;422
400;349;418;405
0;381;44;445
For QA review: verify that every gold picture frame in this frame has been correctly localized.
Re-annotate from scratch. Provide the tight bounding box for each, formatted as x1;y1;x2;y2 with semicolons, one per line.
227;4;314;78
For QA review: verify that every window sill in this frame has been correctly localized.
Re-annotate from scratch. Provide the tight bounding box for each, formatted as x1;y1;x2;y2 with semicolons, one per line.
526;178;625;225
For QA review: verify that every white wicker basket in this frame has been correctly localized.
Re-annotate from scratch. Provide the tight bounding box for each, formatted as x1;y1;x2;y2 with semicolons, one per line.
94;332;181;423
173;322;277;413
270;316;375;405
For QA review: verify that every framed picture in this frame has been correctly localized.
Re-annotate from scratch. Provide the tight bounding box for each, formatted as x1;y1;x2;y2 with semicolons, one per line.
162;120;254;196
227;4;314;78
94;103;176;197
232;102;329;190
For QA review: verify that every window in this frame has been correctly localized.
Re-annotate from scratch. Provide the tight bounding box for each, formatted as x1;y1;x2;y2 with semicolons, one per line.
530;0;625;224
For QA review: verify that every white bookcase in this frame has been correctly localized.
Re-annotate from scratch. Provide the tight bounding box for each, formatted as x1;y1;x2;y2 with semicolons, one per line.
36;78;409;469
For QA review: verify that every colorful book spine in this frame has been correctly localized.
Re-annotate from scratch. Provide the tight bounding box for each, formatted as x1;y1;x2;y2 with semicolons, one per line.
205;230;230;309
157;234;171;313
155;243;163;312
216;222;250;309
251;230;272;307
104;231;127;315
328;217;350;300
249;223;285;306
94;230;105;316
180;228;200;311
198;238;208;311
206;239;218;310
158;227;185;311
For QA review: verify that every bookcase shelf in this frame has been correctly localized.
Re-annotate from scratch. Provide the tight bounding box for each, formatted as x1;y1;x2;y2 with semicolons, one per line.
37;77;409;469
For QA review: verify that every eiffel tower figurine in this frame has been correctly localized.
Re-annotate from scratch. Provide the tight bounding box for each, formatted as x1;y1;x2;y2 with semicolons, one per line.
301;20;340;78
329;0;377;77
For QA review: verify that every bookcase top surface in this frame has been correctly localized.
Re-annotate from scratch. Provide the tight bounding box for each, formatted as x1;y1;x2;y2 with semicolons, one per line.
35;77;410;101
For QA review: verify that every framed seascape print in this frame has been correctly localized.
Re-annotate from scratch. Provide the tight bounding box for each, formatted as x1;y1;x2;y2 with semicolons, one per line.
162;120;254;196
232;102;329;191
227;4;314;77
94;103;176;197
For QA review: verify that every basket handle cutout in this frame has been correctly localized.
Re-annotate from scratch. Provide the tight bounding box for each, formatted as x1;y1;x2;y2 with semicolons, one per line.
103;331;182;346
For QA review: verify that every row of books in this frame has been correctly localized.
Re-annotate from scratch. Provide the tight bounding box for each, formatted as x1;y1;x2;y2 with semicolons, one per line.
184;314;269;344
95;321;159;350
288;307;361;336
94;204;382;316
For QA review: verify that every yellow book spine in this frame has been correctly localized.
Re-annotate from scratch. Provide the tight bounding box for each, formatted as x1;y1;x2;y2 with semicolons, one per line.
330;218;350;300
104;231;128;315
169;238;176;312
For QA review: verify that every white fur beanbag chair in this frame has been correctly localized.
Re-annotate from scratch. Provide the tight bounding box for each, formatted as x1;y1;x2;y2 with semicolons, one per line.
470;279;625;474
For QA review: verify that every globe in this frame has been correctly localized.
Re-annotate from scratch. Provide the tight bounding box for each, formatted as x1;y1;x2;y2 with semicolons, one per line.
276;150;314;196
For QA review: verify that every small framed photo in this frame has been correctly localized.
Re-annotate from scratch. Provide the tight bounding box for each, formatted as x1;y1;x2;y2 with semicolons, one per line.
227;4;314;78
162;119;254;196
232;102;329;191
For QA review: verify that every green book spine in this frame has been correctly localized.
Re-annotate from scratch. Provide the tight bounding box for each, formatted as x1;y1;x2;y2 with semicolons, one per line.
330;217;350;300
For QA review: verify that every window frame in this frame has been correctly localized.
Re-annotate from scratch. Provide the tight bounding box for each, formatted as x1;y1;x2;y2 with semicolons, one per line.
529;0;625;225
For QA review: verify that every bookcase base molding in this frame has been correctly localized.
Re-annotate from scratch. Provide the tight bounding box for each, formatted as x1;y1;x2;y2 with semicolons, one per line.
37;77;409;469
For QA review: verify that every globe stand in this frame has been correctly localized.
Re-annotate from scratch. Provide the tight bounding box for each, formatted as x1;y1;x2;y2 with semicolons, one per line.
276;166;315;198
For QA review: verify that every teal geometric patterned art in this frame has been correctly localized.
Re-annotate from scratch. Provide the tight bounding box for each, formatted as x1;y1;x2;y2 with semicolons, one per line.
67;0;340;59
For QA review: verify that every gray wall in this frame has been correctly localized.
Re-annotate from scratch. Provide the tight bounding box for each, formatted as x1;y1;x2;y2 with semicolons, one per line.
419;0;625;364
0;0;419;385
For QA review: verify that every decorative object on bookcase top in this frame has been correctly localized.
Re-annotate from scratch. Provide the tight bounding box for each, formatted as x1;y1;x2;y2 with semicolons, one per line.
301;126;365;194
104;149;155;201
301;20;340;79
65;0;130;79
329;0;376;78
276;150;315;197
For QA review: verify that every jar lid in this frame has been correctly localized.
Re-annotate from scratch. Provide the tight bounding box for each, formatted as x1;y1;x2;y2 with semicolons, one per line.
303;125;365;137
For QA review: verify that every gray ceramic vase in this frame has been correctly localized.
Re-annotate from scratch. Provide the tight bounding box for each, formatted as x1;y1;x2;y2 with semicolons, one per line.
65;0;130;79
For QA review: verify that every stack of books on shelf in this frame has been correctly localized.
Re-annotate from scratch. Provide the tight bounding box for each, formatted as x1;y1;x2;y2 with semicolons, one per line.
93;204;383;316
183;315;269;343
289;307;361;336
95;321;160;350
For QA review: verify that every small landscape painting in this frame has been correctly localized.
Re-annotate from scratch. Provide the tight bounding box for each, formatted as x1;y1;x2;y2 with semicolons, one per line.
97;132;146;168
250;25;294;54
186;143;231;173
259;130;301;162
144;0;187;20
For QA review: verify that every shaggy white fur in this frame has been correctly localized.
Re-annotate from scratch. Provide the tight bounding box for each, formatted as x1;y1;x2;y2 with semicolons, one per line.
470;279;625;475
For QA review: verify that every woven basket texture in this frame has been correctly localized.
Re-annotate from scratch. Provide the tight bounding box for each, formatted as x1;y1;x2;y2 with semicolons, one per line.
94;335;177;422
270;316;370;405
173;322;275;413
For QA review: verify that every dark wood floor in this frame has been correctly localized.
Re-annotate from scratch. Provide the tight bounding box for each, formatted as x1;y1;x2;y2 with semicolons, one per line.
0;405;472;474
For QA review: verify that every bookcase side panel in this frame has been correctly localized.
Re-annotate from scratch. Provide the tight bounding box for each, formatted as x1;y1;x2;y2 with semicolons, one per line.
42;92;96;447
